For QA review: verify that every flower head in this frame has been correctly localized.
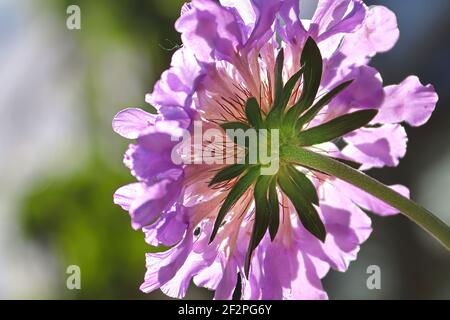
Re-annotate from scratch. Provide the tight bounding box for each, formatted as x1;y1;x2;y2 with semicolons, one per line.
113;0;438;299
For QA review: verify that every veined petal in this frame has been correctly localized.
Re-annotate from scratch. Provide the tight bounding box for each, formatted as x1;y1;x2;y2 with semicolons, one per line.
333;179;410;216
342;124;408;170
124;144;177;183
374;76;439;127
213;257;239;300
143;207;188;247
113;183;142;212
140;234;193;294
160;252;209;298
244;237;328;300
310;0;366;42
220;0;255;26
297;183;372;272
220;0;283;52
325;65;384;116
340;5;399;63
112;108;156;139
146;47;203;108
278;0;308;47
243;0;284;51
114;170;183;230
175;0;243;63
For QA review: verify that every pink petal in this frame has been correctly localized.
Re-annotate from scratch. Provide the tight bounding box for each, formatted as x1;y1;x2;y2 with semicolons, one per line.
341;5;399;63
175;0;243;63
140;235;193;294
113;183;143;211
146;48;203;108
243;0;284;51
334;179;410;216
311;0;366;41
129;178;182;230
342;124;408;170
299;183;372;272
213;258;239;300
325;65;384;117
112;108;156;139
220;0;255;26
374;76;439;127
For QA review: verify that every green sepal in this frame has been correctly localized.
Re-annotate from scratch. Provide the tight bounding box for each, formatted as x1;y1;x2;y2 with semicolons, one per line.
208;164;249;187
286;165;319;205
244;175;272;277
296;80;353;129
280;66;305;110
298;109;378;146
278;168;326;242
266;66;305;126
245;97;263;129
268;178;280;241
210;166;261;243
273;49;285;108
300;37;323;108
285;37;323;125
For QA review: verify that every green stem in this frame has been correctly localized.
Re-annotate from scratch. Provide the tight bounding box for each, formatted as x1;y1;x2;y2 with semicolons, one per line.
283;146;450;250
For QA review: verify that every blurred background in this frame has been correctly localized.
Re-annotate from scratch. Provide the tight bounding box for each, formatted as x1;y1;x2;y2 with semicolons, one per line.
0;0;448;299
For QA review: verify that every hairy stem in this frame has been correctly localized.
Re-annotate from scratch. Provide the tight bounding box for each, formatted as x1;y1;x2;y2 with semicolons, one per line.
283;145;450;250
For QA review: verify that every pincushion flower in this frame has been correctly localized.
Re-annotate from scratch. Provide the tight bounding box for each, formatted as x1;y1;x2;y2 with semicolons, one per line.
113;0;450;299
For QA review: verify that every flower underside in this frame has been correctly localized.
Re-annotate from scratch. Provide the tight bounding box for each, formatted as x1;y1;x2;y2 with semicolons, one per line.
113;0;449;300
208;37;378;275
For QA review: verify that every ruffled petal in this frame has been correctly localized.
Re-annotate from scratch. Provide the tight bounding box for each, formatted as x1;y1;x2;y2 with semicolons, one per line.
144;220;226;299
121;116;188;182
278;0;308;46
113;183;142;211
290;252;329;300
193;259;224;291
243;0;283;51
218;0;283;52
160;252;208;298
129;171;183;230
325;65;384;116
334;179;410;216
213;257;239;300
123;143;177;182
220;0;255;27
146;48;203;108
340;5;399;63
297;183;372;272
342;124;408;170
112;108;156;139
244;238;328;300
140;234;193;294
310;0;366;42
143;207;188;247
115;170;183;230
175;0;243;63
374;76;439;127
157;106;192;129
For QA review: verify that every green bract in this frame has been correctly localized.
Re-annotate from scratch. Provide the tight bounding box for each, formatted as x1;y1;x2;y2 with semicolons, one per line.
208;37;450;272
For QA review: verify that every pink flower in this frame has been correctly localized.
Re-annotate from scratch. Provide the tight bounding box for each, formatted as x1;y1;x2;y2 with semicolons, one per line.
113;0;438;299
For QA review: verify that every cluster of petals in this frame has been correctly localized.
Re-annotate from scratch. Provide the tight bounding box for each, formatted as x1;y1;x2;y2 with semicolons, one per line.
113;0;438;299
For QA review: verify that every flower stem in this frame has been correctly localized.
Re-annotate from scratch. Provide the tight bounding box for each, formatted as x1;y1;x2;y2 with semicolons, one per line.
283;146;450;250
